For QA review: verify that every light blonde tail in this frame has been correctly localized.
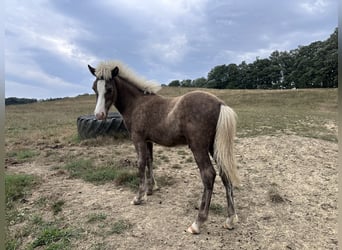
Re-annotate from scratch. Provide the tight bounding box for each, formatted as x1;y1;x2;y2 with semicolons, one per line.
214;105;240;187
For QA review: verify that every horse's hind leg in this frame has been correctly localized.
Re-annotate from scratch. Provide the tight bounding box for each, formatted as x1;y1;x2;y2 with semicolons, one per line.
146;142;158;195
187;149;216;234
219;168;238;229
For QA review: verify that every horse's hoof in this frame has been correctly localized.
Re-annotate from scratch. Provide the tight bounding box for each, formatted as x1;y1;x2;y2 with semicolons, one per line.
187;222;200;234
146;189;153;196
131;197;142;205
223;214;238;230
131;200;141;205
131;193;148;205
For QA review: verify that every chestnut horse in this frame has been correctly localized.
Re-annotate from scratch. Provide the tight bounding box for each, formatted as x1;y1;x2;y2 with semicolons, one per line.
88;61;240;234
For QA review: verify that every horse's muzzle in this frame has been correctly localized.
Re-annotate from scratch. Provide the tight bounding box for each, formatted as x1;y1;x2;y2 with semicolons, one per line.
95;112;107;120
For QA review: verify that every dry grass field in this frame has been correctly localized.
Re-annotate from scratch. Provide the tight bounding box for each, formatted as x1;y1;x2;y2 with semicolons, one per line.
5;87;338;249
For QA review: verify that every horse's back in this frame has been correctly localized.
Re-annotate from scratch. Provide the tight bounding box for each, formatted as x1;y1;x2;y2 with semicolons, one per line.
180;90;224;110
174;90;223;118
167;91;223;147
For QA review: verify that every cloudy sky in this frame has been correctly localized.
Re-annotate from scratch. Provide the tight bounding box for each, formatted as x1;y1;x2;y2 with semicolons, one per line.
5;0;338;99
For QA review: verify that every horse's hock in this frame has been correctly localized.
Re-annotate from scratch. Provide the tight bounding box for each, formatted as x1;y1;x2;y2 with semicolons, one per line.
77;112;128;139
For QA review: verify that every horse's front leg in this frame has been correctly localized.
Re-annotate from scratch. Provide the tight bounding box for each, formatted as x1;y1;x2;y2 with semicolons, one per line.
146;142;158;195
131;141;148;205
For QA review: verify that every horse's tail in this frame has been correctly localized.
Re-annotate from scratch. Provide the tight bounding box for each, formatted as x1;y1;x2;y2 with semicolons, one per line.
214;105;240;187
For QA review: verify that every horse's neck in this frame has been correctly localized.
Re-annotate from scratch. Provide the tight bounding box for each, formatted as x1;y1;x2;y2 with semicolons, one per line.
114;77;143;116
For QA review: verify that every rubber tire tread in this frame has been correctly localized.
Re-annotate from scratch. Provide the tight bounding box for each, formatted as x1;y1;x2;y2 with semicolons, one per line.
77;112;128;139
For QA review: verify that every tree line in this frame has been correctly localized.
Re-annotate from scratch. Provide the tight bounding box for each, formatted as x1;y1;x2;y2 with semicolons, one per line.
168;28;337;89
5;97;67;105
5;97;38;105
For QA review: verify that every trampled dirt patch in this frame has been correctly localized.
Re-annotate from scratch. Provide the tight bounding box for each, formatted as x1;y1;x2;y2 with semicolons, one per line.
6;135;338;249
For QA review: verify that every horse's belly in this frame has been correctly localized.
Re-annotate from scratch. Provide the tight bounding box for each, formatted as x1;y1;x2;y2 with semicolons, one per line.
153;135;187;147
148;126;186;147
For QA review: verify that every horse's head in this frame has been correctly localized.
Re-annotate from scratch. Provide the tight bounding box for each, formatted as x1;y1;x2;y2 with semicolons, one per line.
88;64;119;120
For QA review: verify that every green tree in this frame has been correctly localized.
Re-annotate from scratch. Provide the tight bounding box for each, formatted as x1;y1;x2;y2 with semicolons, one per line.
318;28;337;87
238;61;255;89
180;79;192;87
206;64;228;89
192;77;207;87
168;80;180;87
225;63;239;89
269;50;285;88
250;58;273;89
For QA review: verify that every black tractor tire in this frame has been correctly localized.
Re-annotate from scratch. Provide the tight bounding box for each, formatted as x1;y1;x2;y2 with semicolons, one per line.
77;112;128;139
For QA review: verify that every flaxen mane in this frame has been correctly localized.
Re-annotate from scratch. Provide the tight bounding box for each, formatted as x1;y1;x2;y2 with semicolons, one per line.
95;61;161;94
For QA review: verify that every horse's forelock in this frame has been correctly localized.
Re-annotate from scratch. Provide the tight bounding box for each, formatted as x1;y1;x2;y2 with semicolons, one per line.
95;61;116;80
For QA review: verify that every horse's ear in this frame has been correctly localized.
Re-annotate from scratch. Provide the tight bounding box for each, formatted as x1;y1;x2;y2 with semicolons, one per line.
112;66;119;78
88;65;96;77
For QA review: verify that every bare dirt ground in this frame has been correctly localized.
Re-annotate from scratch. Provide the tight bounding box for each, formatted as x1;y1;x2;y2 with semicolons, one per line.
7;135;338;250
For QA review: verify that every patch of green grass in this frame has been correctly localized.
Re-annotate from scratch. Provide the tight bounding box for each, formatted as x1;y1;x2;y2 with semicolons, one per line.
7;149;38;162
31;215;44;226
7;211;77;250
6;239;20;250
156;175;175;187
63;159;139;189
87;213;107;223
69;133;81;144
108;220;132;235
34;196;48;207
210;203;225;216
5;174;38;207
114;170;139;190
51;200;65;215
83;168;119;184
63;159;93;179
31;226;74;249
